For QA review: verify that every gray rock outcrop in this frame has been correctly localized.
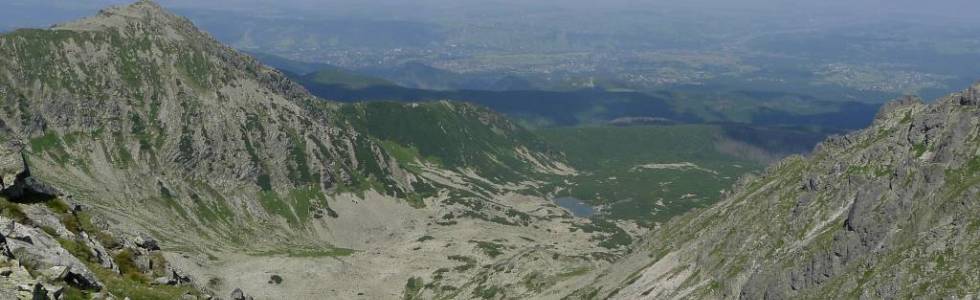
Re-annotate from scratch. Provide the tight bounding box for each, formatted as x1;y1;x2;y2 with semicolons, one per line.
0;152;60;203
230;288;254;300
1;216;103;290
80;231;118;273
135;232;160;251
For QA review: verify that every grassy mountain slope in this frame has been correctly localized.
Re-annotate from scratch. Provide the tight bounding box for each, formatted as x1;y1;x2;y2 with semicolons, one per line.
301;67;396;90
536;125;833;224
551;84;980;299
342;101;571;183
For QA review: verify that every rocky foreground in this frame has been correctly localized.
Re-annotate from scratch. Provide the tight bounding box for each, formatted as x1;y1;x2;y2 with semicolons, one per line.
1;144;205;299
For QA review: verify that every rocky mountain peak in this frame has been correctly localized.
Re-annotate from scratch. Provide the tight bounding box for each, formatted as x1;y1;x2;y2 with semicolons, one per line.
958;81;980;106
874;94;923;121
52;0;203;43
66;0;171;24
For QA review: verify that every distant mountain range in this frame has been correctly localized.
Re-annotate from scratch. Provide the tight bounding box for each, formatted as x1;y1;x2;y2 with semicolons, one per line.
254;52;882;130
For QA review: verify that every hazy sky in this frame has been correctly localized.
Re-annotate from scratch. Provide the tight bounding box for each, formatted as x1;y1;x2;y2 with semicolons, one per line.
3;0;980;31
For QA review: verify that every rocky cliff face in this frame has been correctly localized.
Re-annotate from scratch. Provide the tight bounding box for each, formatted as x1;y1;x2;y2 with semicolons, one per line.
0;1;612;298
550;83;980;299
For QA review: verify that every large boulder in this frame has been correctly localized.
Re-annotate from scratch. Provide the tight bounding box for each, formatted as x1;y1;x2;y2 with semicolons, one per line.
231;288;254;300
0;151;61;203
0;216;103;290
958;82;980;106
22;205;75;239
0;255;37;300
153;266;194;286
135;232;160;251
0;141;21;188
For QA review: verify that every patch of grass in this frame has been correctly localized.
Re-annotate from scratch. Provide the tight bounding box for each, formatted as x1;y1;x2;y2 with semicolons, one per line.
380;140;426;174
256;174;273;191
404;193;426;209
242;136;273;191
113;249;144;281
333;172;388;199
521;272;549;293
113;133;134;167
30;131;71;165
573;219;633;249
258;185;332;226
900;110;913;124
470;240;506;258
130;113;147;136
944;156;980;198
432;268;451;280
89;261;199;300
45;198;71;214
0;197;29;223
287;185;325;224
846;164;892;178
912;143;928;157
472;285;502;299
62;287;87;299
156;183;189;221
189;193;232;227
258;191;297;225
286;131;315;185
177;130;195;162
57;238;95;264
403;276;425;300
59;207;119;249
40;225;59;237
177;50;213;89
448;255;478;272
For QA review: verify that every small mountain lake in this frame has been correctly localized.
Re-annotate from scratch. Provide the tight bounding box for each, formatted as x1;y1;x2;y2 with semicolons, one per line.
553;197;595;217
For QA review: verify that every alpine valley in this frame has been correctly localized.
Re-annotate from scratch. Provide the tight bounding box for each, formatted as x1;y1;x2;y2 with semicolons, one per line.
0;1;978;300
